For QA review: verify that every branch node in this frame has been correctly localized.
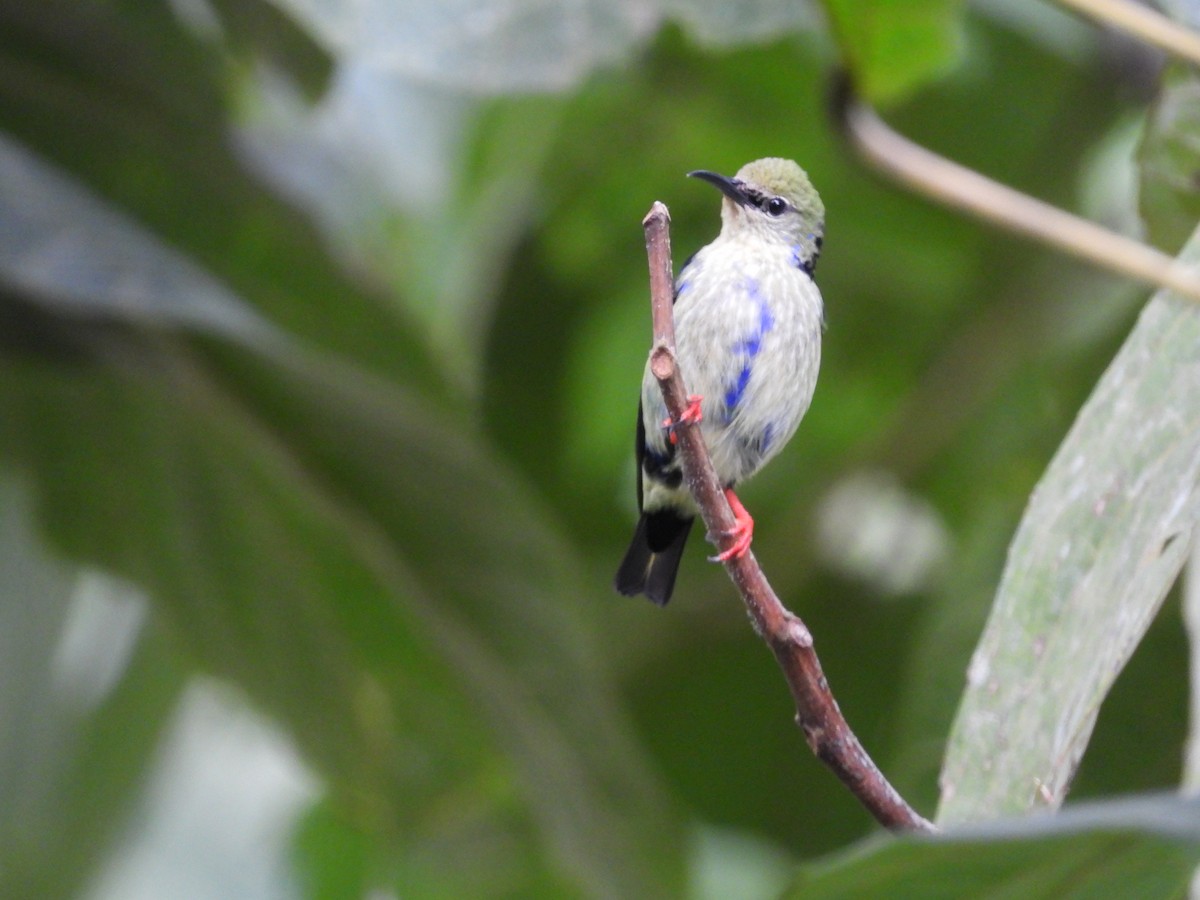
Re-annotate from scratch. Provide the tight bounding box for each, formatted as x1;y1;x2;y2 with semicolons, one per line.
642;201;671;229
649;345;676;382
783;614;814;648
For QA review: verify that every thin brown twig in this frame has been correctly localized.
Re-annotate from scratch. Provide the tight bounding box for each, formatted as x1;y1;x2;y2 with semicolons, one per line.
641;202;934;833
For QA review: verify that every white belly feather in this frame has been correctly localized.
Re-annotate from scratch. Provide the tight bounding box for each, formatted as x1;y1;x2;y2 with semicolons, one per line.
640;236;823;515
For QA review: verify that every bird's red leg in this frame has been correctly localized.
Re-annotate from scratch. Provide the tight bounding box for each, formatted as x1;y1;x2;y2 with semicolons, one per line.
662;395;703;446
713;487;754;561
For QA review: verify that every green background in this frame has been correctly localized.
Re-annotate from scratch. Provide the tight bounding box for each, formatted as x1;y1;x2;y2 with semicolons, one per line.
1;0;1198;896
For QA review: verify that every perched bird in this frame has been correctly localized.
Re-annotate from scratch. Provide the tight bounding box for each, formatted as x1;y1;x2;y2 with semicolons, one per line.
614;158;825;605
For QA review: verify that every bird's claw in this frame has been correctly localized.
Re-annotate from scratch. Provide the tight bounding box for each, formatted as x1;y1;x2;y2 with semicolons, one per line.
710;487;754;562
663;395;704;446
713;519;753;562
679;395;704;425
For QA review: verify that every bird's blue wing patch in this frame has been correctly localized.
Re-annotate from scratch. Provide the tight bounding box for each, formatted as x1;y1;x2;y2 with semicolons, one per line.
721;278;775;422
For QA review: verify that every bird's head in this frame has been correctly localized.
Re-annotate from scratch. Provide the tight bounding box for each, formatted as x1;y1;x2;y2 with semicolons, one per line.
689;158;824;267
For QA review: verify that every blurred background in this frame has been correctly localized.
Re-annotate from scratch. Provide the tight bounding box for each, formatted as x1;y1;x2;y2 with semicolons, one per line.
0;0;1194;896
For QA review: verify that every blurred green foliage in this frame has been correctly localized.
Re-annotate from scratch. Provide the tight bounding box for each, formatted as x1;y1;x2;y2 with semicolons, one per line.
820;0;963;104
1140;63;1200;252
0;0;1198;896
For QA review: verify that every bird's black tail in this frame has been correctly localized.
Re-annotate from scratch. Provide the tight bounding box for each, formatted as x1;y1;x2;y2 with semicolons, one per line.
614;510;694;606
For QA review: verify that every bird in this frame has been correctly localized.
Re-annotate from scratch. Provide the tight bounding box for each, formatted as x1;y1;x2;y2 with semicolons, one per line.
614;157;825;605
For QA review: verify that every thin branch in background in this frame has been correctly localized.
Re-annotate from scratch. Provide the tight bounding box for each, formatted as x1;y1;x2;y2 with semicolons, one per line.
833;81;1200;305
641;202;934;833
1059;0;1200;67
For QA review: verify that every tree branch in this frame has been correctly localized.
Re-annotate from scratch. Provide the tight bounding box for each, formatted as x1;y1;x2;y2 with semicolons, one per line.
641;202;934;833
1058;0;1200;68
832;78;1200;306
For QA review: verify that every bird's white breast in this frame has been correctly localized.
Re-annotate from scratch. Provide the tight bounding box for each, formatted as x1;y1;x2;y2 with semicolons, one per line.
640;234;823;513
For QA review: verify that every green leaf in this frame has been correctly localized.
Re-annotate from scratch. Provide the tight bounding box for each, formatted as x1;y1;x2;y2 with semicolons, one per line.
0;133;274;341
1139;65;1200;253
1187;542;1200;793
787;793;1200;898
938;227;1200;825
1137;0;1200;253
0;0;443;394
0;482;185;898
820;0;964;105
209;0;333;100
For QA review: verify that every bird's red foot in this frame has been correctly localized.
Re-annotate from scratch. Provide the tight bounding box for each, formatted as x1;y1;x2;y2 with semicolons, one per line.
663;395;704;446
713;487;754;561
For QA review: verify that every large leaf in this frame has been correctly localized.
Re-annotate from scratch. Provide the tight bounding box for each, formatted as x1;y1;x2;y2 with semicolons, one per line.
1187;541;1200;792
788;793;1200;897
0;133;274;341
0;480;184;899
938;228;1200;825
0;299;684;896
269;0;962;105
0;0;442;394
268;0;819;92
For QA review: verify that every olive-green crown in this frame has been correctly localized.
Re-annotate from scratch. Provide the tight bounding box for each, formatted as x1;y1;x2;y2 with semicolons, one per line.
736;157;823;226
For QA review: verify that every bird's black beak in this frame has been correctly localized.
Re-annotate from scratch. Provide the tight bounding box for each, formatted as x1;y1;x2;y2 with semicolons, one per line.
688;170;751;207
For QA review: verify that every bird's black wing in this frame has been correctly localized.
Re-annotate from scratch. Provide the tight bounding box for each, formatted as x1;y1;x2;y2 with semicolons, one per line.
617;272;693;604
634;267;692;511
634;400;646;512
619;407;691;605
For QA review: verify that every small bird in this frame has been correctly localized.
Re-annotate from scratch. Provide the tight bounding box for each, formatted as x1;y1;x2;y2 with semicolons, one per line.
615;158;825;605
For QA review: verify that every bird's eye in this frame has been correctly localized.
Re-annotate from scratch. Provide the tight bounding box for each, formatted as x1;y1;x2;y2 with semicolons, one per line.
765;197;788;217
